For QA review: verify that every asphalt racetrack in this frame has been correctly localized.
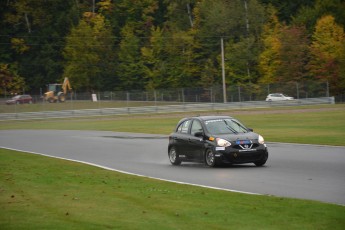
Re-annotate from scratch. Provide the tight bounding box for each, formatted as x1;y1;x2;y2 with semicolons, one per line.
1;130;344;205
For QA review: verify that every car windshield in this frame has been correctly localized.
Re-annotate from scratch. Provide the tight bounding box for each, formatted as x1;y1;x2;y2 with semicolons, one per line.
205;118;248;135
12;95;20;99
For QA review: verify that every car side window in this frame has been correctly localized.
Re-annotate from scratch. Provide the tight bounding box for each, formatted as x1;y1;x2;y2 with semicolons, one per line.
190;120;203;136
176;120;191;134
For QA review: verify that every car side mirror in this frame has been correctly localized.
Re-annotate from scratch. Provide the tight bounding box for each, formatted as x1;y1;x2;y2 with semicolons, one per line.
194;131;204;137
247;128;253;132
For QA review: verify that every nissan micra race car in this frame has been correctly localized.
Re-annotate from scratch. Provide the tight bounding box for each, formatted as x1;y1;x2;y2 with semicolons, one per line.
168;116;268;167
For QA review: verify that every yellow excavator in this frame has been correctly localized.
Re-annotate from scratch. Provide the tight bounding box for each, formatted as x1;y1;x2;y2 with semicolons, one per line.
44;77;72;103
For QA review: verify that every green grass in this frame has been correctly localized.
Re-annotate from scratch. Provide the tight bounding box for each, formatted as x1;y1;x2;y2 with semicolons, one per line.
1;104;345;146
238;108;345;146
1;148;344;230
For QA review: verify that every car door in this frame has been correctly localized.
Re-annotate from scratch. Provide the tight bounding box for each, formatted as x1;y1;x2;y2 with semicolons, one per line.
188;119;206;161
172;119;192;158
274;94;283;101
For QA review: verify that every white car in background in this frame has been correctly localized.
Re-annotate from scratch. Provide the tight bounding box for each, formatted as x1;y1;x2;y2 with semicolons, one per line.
265;93;294;101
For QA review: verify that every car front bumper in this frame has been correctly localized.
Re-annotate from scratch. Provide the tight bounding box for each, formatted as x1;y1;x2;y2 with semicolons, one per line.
214;145;268;164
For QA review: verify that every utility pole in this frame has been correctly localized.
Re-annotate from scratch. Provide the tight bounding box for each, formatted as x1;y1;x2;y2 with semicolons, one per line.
244;0;249;33
243;0;251;79
221;37;227;103
186;3;193;28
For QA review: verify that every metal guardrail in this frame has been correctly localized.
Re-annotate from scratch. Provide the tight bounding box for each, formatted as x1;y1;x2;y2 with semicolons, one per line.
0;97;335;121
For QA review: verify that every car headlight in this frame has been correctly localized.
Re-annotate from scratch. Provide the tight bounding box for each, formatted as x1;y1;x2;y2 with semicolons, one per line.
216;138;231;147
258;135;265;144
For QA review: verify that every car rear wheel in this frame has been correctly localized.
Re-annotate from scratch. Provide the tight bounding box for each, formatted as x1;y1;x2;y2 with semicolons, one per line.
205;149;217;167
168;147;181;165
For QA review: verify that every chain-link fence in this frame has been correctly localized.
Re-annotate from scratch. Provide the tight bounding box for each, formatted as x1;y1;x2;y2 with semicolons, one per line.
71;81;330;103
0;81;335;114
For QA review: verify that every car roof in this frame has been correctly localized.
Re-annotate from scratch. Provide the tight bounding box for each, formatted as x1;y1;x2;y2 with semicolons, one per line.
180;115;233;122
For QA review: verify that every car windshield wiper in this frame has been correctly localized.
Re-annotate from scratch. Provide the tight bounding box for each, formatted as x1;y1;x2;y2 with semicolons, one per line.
231;119;248;133
223;120;238;134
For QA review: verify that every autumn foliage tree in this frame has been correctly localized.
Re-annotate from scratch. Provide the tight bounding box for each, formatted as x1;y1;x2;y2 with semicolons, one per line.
308;15;345;94
0;64;26;95
276;25;309;82
1;0;345;97
258;7;281;84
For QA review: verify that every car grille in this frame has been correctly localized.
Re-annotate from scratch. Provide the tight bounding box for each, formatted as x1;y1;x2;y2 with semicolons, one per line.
233;143;259;150
223;150;264;163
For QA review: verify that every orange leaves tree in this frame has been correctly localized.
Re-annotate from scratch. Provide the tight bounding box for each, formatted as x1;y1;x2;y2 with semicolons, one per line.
308;15;345;94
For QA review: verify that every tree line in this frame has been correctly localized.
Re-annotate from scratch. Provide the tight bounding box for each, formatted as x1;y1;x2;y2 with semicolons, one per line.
0;0;344;96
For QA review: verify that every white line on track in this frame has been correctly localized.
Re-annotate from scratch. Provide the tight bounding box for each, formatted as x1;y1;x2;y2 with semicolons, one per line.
2;146;261;196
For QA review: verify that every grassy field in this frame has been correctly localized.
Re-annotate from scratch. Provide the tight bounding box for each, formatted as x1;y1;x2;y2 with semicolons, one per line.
1;104;345;146
1;104;345;229
1;148;344;230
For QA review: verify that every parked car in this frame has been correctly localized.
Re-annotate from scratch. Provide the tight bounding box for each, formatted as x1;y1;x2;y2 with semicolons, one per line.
6;95;33;105
168;116;268;167
265;93;294;101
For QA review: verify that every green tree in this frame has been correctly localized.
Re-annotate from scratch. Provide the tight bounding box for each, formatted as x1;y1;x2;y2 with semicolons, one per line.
163;3;205;88
63;12;115;91
258;7;282;84
159;1;205;88
141;26;168;90
114;0;162;90
225;36;259;85
1;0;79;93
115;0;159;34
196;0;265;85
294;0;345;33
308;15;345;94
258;0;315;24
116;23;145;90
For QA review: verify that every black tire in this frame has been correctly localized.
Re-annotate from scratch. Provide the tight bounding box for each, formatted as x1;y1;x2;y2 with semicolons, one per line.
48;97;55;103
168;147;181;165
58;92;66;102
254;151;268;166
205;149;217;167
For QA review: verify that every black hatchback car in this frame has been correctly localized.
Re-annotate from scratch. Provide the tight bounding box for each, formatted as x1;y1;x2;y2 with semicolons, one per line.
168;116;268;167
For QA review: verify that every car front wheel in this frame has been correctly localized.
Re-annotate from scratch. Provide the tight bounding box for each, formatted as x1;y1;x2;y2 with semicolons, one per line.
58;92;66;102
205;149;217;167
48;97;55;103
168;147;181;165
254;151;268;166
